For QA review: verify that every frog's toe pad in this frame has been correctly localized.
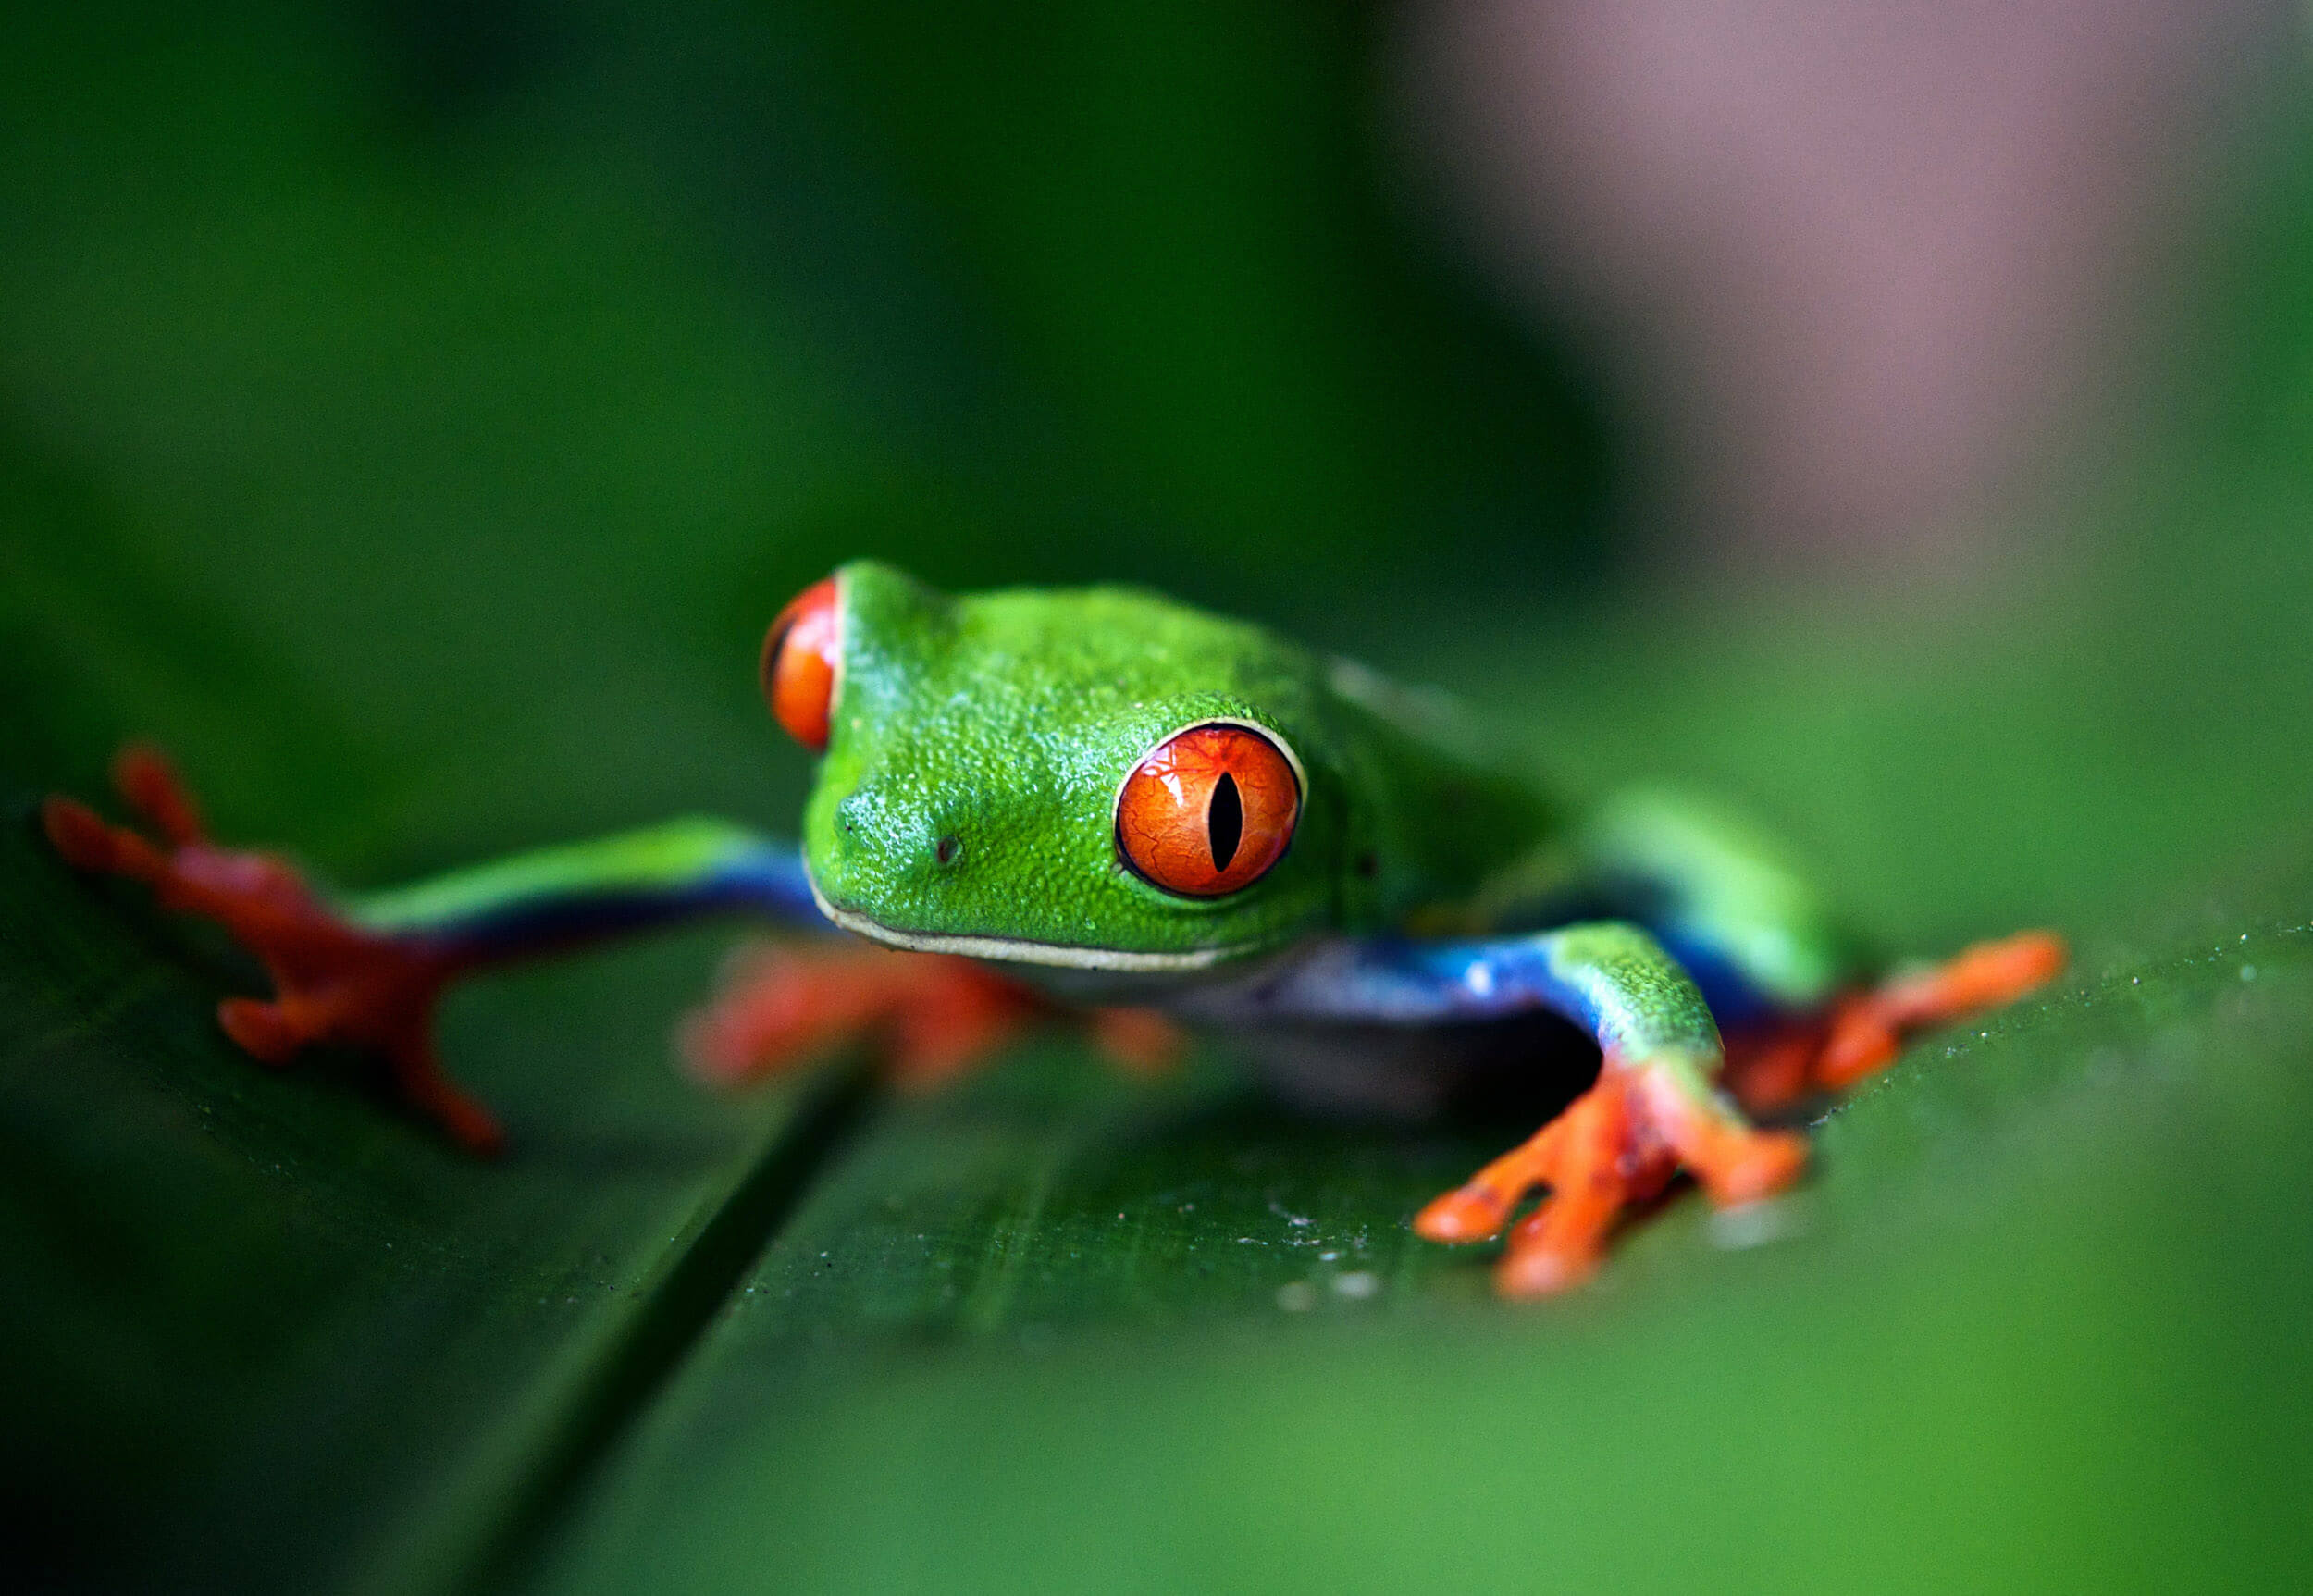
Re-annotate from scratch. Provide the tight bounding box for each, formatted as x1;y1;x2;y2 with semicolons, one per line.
217;996;311;1064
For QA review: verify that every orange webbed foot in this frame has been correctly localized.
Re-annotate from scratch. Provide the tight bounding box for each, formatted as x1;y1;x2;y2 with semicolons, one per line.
1817;930;2066;1090
1722;931;2069;1117
1416;1057;1808;1300
1085;1006;1186;1077
681;940;1047;1091
45;746;502;1153
682;942;1190;1092
1740;930;2072;1108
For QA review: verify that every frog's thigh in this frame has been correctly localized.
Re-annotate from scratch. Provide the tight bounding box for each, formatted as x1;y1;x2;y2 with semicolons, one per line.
1577;787;1853;1013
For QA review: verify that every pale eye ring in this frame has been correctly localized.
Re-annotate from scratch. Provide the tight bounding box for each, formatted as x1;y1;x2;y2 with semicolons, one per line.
1113;719;1303;897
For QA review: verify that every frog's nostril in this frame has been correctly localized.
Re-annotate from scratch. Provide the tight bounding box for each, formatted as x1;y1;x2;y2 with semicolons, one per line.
830;785;951;873
834;789;871;834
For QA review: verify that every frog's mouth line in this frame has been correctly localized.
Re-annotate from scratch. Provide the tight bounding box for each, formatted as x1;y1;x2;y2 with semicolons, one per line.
808;875;1246;972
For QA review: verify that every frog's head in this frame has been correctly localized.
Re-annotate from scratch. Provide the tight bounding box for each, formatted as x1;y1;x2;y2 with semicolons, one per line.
761;561;1352;971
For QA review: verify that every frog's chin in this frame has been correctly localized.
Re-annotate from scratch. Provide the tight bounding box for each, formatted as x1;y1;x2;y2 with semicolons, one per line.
807;875;1248;973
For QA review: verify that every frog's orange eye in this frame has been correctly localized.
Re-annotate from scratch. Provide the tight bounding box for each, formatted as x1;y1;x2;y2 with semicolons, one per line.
1115;722;1301;897
761;577;840;752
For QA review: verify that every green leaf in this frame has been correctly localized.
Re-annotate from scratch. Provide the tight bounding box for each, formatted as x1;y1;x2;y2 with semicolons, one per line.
0;807;850;1592
9;6;2313;1593
502;915;2313;1595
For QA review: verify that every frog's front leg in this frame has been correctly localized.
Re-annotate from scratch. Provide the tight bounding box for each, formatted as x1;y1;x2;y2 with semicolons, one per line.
43;747;832;1151
1231;923;1805;1297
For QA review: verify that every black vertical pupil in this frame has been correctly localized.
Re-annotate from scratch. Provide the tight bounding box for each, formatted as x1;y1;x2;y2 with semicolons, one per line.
1207;773;1243;872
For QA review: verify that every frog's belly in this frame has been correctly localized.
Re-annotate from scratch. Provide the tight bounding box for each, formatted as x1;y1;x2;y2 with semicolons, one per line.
1225;1013;1602;1123
1013;946;1604;1121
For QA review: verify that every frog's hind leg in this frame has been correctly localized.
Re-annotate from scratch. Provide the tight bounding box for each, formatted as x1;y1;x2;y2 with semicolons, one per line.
1574;792;2065;1113
1573;787;1858;1025
45;744;831;1151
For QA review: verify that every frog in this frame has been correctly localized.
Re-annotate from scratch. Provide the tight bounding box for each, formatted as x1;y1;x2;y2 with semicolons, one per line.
42;561;2064;1297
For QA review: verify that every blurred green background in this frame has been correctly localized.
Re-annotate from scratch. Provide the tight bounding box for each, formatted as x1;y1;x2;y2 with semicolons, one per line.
6;3;2313;1592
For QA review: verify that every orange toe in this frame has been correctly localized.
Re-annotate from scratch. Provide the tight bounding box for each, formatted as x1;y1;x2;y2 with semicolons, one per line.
1415;1116;1568;1243
1495;1239;1597;1299
1489;1078;1646;1298
217;997;308;1065
113;743;207;846
1691;1128;1808;1206
1415;1185;1515;1243
1816;1014;1899;1091
1927;931;2068;1011
394;1058;505;1156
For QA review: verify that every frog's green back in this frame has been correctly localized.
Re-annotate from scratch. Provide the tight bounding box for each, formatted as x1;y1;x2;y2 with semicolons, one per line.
801;562;1557;965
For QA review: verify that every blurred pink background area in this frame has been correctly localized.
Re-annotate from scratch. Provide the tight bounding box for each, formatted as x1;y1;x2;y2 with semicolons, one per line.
1397;0;2293;571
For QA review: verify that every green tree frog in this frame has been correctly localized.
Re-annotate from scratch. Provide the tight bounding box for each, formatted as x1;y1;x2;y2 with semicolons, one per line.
43;562;2062;1296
